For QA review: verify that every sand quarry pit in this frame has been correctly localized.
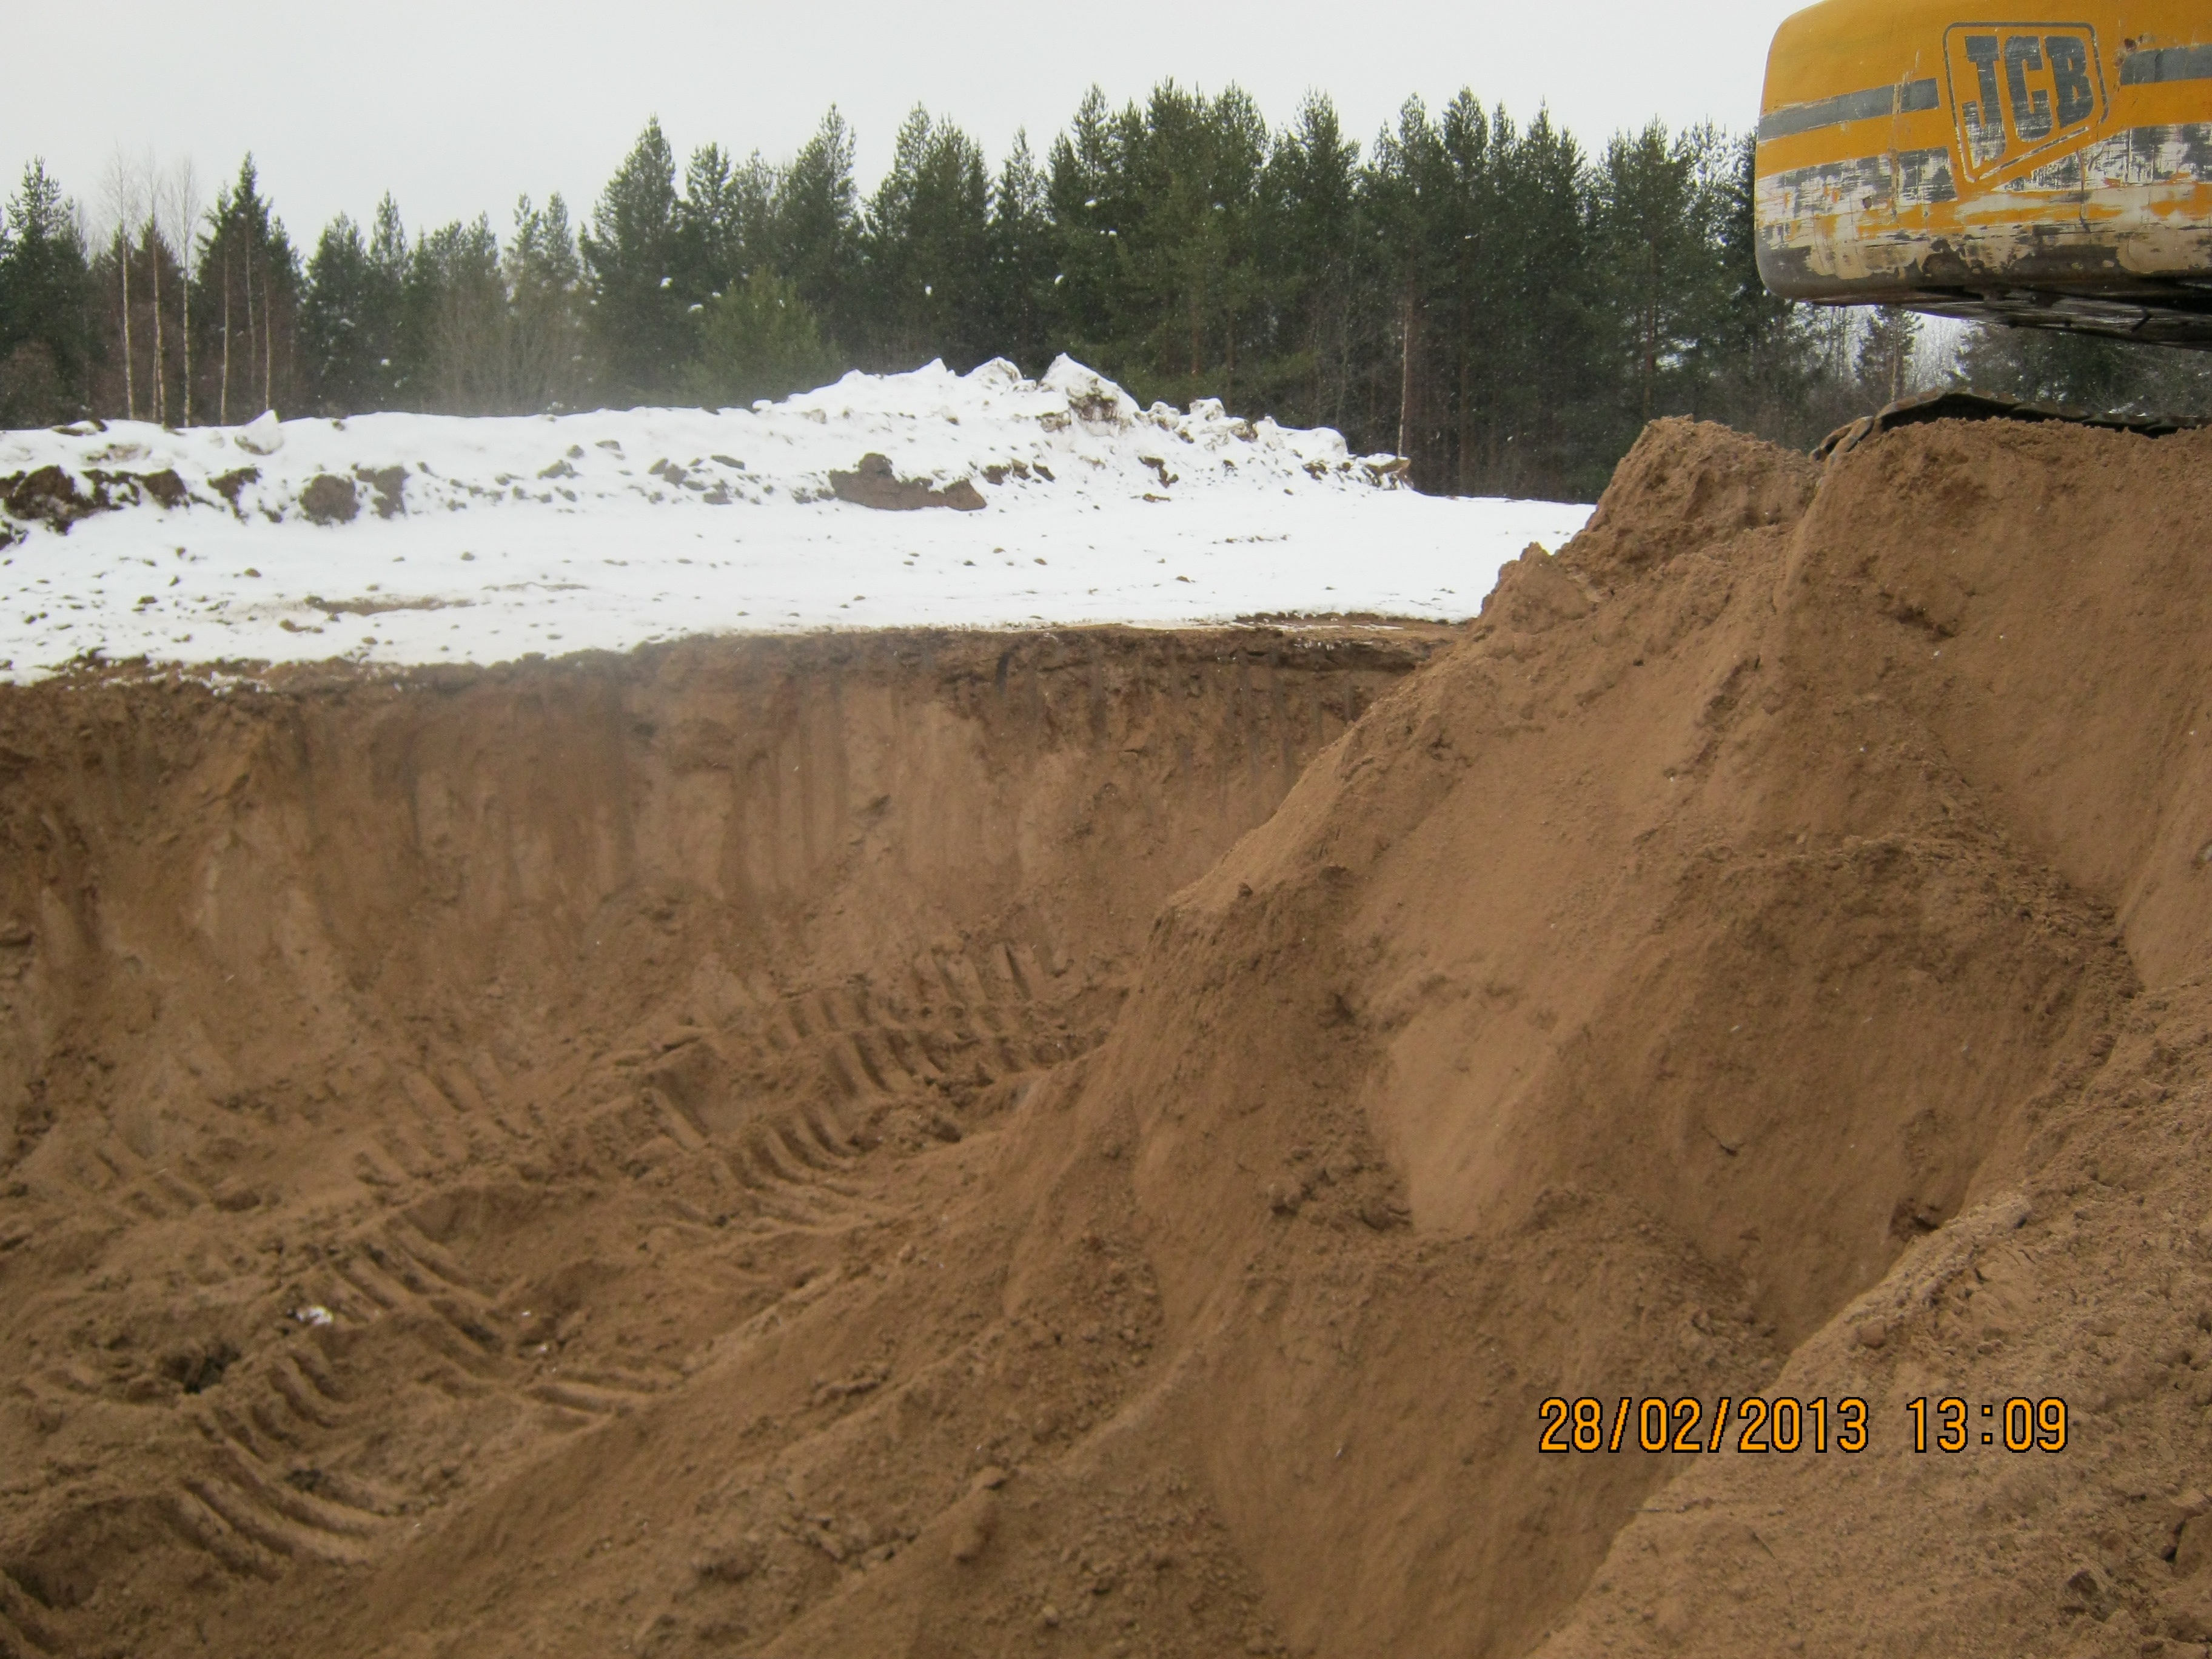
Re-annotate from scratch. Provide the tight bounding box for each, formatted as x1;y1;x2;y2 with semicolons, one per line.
10;413;2212;1656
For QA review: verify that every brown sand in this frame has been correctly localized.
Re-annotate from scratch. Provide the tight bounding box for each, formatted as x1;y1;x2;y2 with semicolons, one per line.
7;415;2212;1658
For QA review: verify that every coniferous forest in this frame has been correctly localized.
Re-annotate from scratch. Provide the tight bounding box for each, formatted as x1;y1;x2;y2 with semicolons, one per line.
2;85;2207;501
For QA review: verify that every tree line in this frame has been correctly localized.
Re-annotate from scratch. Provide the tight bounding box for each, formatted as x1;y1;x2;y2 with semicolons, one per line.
3;86;2205;500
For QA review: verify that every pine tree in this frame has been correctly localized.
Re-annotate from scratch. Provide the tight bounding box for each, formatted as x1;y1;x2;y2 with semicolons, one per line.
1042;83;1270;407
987;132;1057;372
1366;98;1455;480
1430;93;1500;493
363;195;411;408
863;106;993;370
193;157;299;423
581;118;688;406
1044;87;1131;373
301;214;382;415
296;195;409;413
0;159;93;425
769;109;862;349
1463;107;1598;497
406;215;504;414
1257;95;1361;434
674;144;755;300
1594;121;1729;434
686;269;838;407
1149;84;1267;404
506;193;589;412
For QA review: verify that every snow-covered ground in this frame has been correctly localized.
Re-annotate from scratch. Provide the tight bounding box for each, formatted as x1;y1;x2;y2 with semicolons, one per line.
0;357;1591;681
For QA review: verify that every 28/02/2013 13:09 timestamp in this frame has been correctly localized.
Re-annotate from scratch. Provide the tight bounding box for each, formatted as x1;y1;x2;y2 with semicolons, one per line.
1537;1396;2070;1455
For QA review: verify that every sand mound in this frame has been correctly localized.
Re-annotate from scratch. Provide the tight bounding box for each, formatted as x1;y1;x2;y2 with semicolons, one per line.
1561;415;1817;580
8;412;2212;1657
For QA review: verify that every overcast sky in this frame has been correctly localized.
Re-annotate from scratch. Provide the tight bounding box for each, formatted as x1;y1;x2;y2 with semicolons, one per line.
2;0;1811;246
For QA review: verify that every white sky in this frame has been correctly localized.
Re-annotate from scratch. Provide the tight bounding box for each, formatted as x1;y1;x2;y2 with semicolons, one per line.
2;0;1811;248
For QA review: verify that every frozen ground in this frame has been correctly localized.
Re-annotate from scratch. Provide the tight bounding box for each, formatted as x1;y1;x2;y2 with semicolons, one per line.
0;357;1591;680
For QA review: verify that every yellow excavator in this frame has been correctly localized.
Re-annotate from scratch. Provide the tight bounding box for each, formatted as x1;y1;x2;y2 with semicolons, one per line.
1757;0;2212;346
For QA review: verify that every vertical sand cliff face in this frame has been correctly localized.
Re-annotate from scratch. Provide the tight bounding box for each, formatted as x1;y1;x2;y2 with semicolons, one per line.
8;417;2212;1659
0;625;1432;1185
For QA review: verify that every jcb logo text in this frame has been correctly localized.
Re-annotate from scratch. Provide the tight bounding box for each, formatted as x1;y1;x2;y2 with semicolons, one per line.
1945;22;2104;178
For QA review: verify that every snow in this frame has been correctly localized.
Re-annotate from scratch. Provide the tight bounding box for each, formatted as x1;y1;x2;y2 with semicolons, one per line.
0;356;1592;682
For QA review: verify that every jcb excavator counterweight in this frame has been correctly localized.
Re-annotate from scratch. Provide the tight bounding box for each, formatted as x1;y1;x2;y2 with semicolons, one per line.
1757;2;2212;344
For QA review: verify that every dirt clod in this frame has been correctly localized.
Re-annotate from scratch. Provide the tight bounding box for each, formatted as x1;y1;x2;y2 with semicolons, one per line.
2;464;94;529
299;474;360;525
209;466;259;509
353;464;407;517
829;451;986;511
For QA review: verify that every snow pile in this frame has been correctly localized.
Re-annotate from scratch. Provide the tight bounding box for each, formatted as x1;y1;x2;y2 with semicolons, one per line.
0;355;1592;679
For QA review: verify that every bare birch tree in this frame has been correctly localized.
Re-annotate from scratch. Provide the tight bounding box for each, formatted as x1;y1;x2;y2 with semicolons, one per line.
102;153;149;420
161;159;203;425
147;221;166;423
219;238;232;424
132;151;169;424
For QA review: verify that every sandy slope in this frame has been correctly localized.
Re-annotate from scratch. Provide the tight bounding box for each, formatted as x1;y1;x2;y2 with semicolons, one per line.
7;414;2212;1658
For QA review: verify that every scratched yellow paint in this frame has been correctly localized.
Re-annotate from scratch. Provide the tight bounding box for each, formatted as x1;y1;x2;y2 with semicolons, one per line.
1755;1;2212;342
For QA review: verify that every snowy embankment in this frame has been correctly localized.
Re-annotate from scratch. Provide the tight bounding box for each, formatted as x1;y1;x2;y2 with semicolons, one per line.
0;355;1590;680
